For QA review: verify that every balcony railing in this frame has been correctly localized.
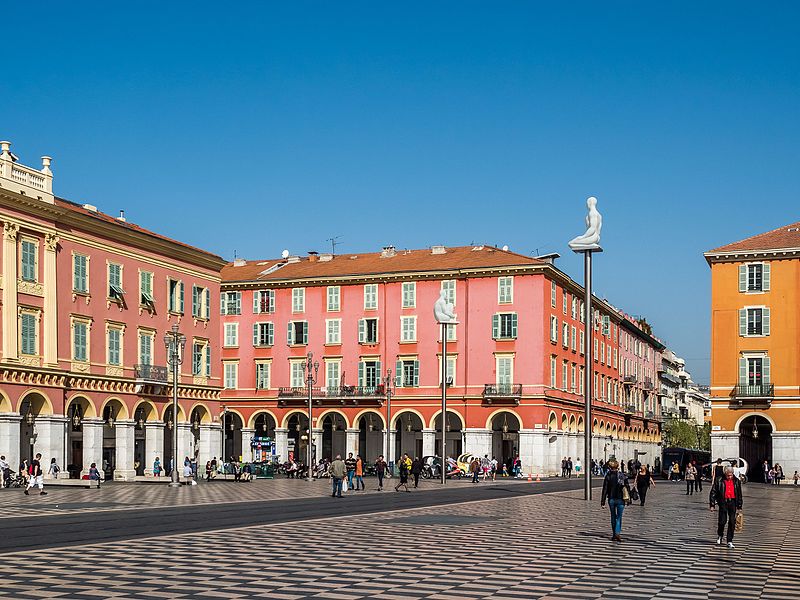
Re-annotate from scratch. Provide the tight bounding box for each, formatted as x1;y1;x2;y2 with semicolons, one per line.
483;384;522;404
731;384;774;400
643;378;654;391
277;385;386;405
134;364;168;384
623;375;637;386
644;410;655;420
624;403;637;414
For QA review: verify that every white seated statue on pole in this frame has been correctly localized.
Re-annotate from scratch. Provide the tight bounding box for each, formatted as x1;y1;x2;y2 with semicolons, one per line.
434;289;458;324
568;196;602;252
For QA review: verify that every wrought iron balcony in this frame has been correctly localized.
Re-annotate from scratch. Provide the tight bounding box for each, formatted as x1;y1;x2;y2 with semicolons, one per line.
277;385;386;406
483;384;522;405
134;364;168;384
623;375;637;386
624;403;638;414
643;378;654;391
731;384;774;403
644;410;656;420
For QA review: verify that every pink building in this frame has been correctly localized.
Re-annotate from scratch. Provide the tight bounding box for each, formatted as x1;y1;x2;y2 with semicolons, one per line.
0;141;226;480
220;245;664;474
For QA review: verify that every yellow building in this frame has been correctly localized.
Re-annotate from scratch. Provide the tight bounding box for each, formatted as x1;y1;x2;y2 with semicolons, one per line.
705;222;800;482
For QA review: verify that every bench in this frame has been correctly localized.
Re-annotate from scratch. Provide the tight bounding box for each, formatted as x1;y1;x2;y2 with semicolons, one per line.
42;478;100;489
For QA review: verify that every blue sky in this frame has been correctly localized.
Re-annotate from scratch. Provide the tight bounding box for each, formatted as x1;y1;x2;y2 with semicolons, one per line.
4;3;800;383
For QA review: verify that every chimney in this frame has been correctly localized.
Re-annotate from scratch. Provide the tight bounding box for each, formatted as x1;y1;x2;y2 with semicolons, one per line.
117;210;126;222
380;245;396;258
233;258;247;267
308;251;319;263
430;245;446;255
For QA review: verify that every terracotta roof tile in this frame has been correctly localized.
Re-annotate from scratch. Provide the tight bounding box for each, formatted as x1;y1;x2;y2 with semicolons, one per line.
221;246;544;283
708;220;800;254
55;197;223;261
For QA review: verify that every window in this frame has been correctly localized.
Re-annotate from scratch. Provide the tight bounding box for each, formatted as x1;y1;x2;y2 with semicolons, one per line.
571;363;577;393
563;291;568;314
613;349;618;369
107;327;122;366
292;288;305;312
253;289;275;314
740;307;770;336
571;326;577;351
402;282;416;308
72;320;89;362
602;315;610;336
20;239;37;282
224;362;238;389
740;355;770;388
492;313;518;340
140;271;155;308
498;276;513;304
580;330;585;354
253;322;274;347
562;360;568;391
600;342;605;364
20;313;37;355
358;359;381;388
579;366;585;394
168;279;184;314
364;284;378;310
396;358;420;387
138;331;153;365
441;356;456;386
550;355;557;388
358;318;379;344
290;361;305;387
580;301;585;323
571;298;577;320
108;263;124;300
442;280;456;305
325;360;341;390
594;338;598;361
562;322;569;348
256;362;270;390
192;285;210;319
287;321;309;345
551;281;557;308
441;320;457;342
326;319;341;345
327;286;340;312
497;356;513;386
401;316;417;342
73;254;88;293
221;291;241;315
192;341;211;376
550;316;558;343
224;323;239;347
740;263;770;293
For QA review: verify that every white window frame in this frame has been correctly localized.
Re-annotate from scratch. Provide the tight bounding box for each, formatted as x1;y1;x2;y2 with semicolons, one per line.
549;355;557;388
137;329;155;365
255;360;271;390
325;359;341;390
402;282;416;308
107;262;125;301
364;284;378;310
292;287;305;313
19;236;39;283
441;280;456;306
496;354;514;386
550;316;558;343
290;360;306;387
400;315;417;342
253;322;274;347
326;318;342;345
224;361;239;389
224;322;239;348
326;286;341;312
19;309;40;356
253;289;275;314
438;355;456;386
551;280;557;308
498;276;514;304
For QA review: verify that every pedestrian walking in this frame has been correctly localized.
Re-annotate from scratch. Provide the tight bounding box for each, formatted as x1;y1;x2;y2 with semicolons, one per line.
710;467;743;548
670;461;680;482
345;452;356;490
481;455;490;481
575;458;582;477
567;457;573;478
0;455;9;488
600;459;631;542
153;457;162;477
394;453;411;492
24;453;46;496
48;457;60;479
513;455;522;478
794;471;799;486
410;456;422;488
561;457;568;478
205;460;212;481
685;462;697;495
774;463;784;485
763;460;770;484
354;455;365;490
693;460;703;493
375;454;387;490
711;458;724;485
634;465;655;506
470;456;480;483
491;456;498;481
330;454;346;498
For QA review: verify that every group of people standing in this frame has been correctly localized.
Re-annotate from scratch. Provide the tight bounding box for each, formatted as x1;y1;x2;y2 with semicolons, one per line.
560;457;581;477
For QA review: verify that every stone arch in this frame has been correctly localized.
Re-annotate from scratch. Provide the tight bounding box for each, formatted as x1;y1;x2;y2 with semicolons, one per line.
548;411;558;431
316;409;350;429
561;413;568;430
568;414;577;433
160;403;187;423
429;409;465;431
353;408;387;429
248;409;279;430
734;411;777;433
132;399;159;422
66;394;97;419
390;408;426;430
188;402;213;425
577;416;585;433
0;390;11;413
100;397;128;422
17;389;54;416
281;409;311;429
592;418;599;434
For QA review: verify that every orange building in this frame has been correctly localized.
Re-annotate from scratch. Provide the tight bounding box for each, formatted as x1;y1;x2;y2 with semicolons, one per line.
706;222;800;482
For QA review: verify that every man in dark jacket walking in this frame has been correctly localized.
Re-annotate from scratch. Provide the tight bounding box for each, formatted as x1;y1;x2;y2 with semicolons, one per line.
710;467;743;548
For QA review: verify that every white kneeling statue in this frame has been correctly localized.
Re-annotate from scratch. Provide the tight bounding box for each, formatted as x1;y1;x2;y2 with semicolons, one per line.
568;196;602;251
433;289;458;324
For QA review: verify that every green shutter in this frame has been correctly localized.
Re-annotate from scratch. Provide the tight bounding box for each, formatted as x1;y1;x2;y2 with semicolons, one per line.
179;281;185;313
267;323;274;346
739;308;747;336
511;313;518;338
287;322;293;345
253;291;260;313
763;357;771;385
762;263;771;291
738;357;747;385
763;308;770;336
358;362;365;386
253;324;260;346
492;314;499;339
738;265;747;292
413;360;419;387
205;346;211;376
376;360;381;381
358;318;365;343
204;289;210;320
302;322;308;345
269;290;275;312
396;360;403;387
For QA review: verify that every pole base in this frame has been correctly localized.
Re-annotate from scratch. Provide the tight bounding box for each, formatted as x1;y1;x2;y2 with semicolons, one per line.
168;481;181;488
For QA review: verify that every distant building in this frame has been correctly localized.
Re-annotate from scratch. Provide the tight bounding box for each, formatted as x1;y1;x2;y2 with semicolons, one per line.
0;141;225;479
706;222;800;481
659;349;706;424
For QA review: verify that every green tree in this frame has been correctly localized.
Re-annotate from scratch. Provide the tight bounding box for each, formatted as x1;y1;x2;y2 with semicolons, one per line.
663;418;704;449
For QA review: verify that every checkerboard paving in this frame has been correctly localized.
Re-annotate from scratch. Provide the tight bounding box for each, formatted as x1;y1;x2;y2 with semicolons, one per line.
0;483;797;599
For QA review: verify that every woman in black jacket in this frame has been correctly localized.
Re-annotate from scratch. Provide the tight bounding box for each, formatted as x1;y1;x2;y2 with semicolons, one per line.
634;465;655;506
410;457;422;488
601;458;632;542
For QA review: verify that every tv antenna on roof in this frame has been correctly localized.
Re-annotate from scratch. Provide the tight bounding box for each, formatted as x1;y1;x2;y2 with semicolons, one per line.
326;235;343;255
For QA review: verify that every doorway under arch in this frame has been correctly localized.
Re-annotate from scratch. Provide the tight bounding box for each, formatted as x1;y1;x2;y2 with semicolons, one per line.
433;411;463;459
395;411;424;461
739;414;773;483
321;413;346;460
491;411;521;472
357;411;384;462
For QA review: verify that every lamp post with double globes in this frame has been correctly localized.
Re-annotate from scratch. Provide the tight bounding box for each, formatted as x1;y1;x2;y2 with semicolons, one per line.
163;323;186;488
302;352;319;482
